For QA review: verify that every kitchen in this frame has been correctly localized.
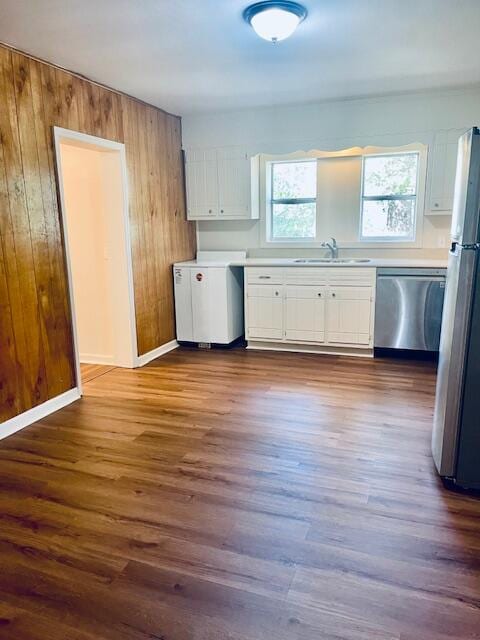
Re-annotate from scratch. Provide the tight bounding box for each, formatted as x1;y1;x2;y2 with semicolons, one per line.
1;2;480;639
176;113;480;491
176;143;447;356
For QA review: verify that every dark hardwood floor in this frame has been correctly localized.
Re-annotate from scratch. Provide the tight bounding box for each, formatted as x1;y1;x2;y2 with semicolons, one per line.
1;347;480;639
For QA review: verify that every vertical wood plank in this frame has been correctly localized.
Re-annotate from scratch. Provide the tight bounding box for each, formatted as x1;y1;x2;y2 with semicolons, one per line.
12;53;64;399
0;41;196;423
30;57;75;392
0;146;20;421
54;68;80;131
0;47;47;412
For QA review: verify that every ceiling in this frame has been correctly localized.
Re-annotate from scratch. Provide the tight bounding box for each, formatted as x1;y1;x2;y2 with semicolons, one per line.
1;0;480;116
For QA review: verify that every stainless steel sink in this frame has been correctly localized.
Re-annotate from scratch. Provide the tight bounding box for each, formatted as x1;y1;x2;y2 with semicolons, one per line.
293;258;371;264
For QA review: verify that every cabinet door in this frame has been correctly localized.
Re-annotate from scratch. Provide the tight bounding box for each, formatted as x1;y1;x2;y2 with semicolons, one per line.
429;129;467;213
217;148;251;218
284;286;326;343
326;287;373;346
185;149;218;219
246;285;283;340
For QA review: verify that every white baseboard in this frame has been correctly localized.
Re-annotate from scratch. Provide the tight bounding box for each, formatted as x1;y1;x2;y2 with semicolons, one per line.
80;353;115;365
246;340;374;358
135;339;179;367
0;388;81;441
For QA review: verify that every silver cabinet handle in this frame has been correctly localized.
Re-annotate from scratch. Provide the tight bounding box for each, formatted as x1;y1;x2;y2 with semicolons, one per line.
208;209;212;213
258;275;271;279
332;292;336;297
275;291;279;296
317;292;322;297
220;209;224;213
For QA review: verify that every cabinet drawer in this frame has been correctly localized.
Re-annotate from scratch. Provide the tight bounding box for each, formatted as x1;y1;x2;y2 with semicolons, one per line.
327;268;376;287
285;285;326;299
327;286;372;300
246;268;283;285
247;284;283;298
284;268;329;286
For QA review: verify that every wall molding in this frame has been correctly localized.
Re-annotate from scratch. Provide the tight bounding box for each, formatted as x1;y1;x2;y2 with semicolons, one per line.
79;353;116;365
247;341;374;358
0;389;81;441
0;339;179;440
136;340;179;367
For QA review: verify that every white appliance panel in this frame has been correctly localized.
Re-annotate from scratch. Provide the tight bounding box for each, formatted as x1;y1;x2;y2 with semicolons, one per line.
190;267;229;343
173;266;194;341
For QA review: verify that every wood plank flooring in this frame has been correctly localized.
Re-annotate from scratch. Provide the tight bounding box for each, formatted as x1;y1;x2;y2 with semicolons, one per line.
1;347;480;640
80;363;117;384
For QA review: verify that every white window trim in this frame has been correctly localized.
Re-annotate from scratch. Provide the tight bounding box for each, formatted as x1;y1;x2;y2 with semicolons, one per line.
259;143;428;249
359;150;421;244
266;157;317;242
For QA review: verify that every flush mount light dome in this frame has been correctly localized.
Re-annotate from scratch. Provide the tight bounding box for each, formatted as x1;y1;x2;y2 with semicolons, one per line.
243;1;307;43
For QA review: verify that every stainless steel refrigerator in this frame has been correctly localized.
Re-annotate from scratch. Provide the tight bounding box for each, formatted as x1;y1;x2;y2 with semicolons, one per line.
432;127;480;489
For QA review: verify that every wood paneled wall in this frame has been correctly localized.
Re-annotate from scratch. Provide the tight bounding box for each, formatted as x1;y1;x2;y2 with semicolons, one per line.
0;43;196;423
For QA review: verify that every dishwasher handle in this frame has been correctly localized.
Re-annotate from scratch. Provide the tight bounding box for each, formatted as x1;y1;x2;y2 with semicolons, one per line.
377;275;446;282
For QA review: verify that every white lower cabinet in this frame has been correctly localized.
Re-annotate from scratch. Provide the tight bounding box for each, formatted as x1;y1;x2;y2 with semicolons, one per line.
325;286;372;345
246;284;283;340
285;285;326;343
245;267;375;353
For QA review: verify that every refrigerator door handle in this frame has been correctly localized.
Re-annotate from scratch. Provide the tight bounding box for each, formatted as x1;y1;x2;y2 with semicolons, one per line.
460;242;480;250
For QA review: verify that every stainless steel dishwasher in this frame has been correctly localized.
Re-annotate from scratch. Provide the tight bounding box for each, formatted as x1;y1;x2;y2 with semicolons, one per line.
374;268;447;351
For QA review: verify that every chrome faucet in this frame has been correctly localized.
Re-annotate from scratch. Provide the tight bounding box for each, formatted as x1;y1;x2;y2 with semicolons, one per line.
322;237;338;259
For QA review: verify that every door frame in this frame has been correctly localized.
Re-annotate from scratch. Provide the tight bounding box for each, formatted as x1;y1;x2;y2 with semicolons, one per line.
53;126;138;393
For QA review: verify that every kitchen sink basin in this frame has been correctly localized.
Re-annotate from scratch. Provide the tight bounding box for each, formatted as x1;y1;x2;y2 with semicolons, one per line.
293;258;371;264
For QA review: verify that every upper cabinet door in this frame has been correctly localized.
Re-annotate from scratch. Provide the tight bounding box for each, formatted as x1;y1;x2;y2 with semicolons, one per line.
217;148;251;218
428;129;468;214
185;149;218;218
185;148;259;221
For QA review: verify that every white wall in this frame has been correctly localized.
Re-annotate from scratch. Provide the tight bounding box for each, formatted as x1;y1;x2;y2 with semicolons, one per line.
182;87;480;258
60;142;135;366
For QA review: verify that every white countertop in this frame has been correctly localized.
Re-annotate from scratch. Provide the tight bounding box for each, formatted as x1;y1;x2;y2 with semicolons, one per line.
175;250;448;269
230;258;448;268
176;258;447;269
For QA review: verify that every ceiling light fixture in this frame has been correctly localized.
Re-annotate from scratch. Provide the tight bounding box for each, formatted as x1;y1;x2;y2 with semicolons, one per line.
243;1;308;43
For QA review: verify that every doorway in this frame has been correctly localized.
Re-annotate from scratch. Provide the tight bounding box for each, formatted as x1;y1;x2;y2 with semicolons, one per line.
54;127;137;390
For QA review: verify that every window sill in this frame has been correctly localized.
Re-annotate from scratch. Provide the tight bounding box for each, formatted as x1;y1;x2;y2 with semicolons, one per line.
262;239;424;250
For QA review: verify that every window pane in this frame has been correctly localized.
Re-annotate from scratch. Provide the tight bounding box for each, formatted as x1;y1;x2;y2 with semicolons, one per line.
363;154;418;197
272;203;316;239
272;161;316;200
361;198;415;239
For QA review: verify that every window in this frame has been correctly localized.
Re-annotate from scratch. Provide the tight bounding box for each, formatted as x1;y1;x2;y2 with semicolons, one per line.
269;160;317;240
261;145;426;248
360;153;419;242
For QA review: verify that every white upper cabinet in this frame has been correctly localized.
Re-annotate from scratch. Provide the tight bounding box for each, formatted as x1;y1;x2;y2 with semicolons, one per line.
184;149;218;218
217;148;250;218
184;148;259;220
428;128;467;214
